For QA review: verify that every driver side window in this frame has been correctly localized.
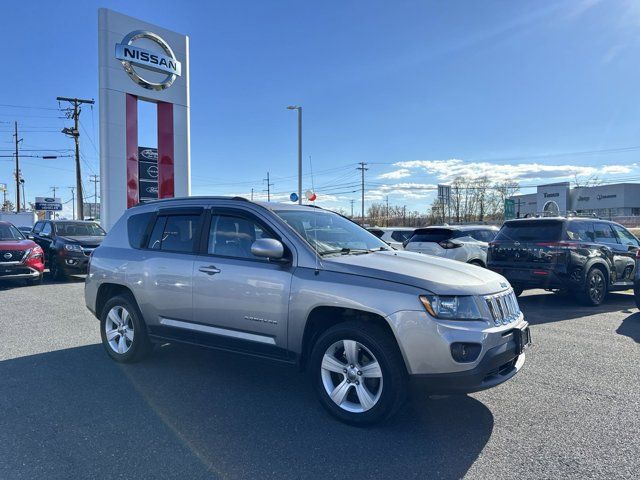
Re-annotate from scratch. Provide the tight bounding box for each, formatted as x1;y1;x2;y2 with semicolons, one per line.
41;223;52;236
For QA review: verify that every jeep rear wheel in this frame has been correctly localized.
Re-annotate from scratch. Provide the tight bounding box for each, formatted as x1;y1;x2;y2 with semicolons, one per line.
309;321;407;426
100;295;151;363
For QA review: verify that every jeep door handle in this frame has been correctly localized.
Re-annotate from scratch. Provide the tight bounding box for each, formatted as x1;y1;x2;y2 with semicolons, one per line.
199;265;221;275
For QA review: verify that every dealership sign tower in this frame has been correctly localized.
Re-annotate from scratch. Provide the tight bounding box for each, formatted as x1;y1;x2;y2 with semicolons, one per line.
98;9;190;229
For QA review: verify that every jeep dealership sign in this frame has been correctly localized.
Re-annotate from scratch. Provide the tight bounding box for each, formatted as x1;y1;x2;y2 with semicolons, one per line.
99;9;191;229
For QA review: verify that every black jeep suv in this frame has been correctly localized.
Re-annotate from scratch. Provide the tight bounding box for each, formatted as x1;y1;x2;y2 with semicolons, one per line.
488;217;639;305
30;220;106;280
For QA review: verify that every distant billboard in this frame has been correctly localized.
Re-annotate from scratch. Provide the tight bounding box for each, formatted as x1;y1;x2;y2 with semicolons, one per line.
35;197;62;211
83;203;101;219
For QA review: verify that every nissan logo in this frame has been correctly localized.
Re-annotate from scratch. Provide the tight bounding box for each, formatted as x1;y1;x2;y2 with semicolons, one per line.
3;253;12;260
147;165;158;179
115;30;182;91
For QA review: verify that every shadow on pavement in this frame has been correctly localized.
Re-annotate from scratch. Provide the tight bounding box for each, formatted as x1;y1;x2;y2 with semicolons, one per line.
0;343;494;480
616;312;640;343
518;290;636;325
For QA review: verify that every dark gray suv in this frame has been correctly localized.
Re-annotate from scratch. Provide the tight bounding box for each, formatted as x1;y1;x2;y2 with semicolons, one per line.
85;197;530;425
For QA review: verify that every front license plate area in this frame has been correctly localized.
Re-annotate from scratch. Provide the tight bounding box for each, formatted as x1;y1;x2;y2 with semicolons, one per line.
514;326;532;354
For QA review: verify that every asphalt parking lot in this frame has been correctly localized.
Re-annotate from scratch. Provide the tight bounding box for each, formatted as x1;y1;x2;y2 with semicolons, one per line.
0;277;638;480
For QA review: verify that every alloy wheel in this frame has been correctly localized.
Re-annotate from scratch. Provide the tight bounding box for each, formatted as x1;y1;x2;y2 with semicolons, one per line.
589;271;605;304
320;339;383;413
105;306;135;354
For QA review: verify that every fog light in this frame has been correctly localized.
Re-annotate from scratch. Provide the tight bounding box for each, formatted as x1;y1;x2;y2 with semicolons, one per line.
65;259;77;265
450;343;481;363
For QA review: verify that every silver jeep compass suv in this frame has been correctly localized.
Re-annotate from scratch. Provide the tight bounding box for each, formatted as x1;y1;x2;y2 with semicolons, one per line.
85;197;530;425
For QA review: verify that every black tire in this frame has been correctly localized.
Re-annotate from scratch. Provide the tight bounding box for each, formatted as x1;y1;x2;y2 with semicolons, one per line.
25;274;43;286
512;286;524;297
49;257;67;281
100;294;151;363
309;320;408;426
581;267;607;306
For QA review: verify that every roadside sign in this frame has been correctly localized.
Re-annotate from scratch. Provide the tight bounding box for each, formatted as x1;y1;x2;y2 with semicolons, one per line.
35;197;62;211
437;184;451;204
0;183;7;192
504;199;515;220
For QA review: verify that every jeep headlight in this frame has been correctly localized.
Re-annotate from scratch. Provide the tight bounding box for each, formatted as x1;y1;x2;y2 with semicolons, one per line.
64;244;83;252
419;295;482;320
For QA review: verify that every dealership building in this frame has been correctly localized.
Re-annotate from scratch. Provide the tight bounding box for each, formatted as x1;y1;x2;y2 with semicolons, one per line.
509;182;640;219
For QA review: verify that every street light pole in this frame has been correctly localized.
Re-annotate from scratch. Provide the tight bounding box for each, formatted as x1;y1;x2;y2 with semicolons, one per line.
287;105;302;204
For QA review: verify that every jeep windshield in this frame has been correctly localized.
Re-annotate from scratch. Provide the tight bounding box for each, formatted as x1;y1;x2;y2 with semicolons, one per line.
274;209;390;255
55;222;106;237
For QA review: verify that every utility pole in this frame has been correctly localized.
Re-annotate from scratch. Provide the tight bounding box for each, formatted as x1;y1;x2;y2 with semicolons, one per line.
263;172;274;202
13;122;21;212
350;199;355;218
90;175;99;219
385;195;390;227
357;162;368;224
57;96;95;221
286;105;302;204
69;187;75;220
251;188;254;201
49;186;59;220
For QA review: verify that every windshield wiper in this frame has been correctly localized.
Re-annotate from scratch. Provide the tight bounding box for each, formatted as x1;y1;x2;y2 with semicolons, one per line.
319;247;371;256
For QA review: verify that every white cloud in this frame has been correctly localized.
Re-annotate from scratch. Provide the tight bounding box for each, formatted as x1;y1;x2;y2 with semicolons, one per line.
377;168;411;180
393;158;634;183
600;165;632;174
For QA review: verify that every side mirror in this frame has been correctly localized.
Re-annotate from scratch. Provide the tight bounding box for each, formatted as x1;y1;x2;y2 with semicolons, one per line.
251;238;285;260
40;232;50;238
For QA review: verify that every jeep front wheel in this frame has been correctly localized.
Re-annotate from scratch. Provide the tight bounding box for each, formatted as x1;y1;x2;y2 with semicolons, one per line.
309;321;407;426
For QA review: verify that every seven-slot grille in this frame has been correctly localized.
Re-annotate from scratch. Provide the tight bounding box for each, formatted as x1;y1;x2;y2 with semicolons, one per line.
485;289;521;326
0;250;27;263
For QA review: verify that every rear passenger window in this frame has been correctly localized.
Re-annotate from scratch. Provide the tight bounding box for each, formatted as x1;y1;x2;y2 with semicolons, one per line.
566;221;595;242
593;223;619;245
127;212;154;249
147;215;202;253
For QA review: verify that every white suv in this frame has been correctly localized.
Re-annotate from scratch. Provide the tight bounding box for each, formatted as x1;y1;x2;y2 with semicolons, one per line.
367;227;416;249
404;225;499;267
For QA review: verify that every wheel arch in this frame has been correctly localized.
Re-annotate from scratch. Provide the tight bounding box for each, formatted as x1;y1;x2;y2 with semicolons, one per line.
585;259;611;287
95;282;138;320
299;306;403;371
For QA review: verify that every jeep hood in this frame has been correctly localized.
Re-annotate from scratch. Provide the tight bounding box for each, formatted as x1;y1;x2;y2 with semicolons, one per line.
322;250;510;296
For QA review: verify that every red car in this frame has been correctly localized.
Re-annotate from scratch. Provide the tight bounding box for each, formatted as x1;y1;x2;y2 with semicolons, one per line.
0;221;45;285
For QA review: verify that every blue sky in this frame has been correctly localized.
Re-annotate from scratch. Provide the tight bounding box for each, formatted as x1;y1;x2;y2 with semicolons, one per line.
1;0;640;217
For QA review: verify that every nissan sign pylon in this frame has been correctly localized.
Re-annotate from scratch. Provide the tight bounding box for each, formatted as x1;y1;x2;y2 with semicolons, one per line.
98;9;191;229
